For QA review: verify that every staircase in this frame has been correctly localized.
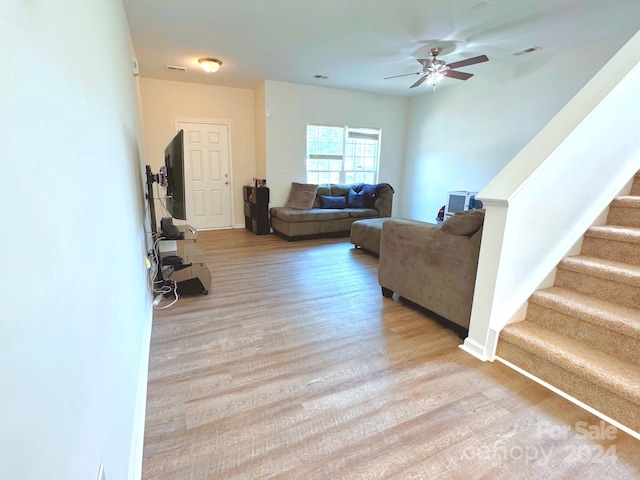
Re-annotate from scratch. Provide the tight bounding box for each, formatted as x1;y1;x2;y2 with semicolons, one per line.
496;171;640;433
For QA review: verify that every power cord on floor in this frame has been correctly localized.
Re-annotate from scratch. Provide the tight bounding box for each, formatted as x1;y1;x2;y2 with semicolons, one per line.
153;280;179;310
147;230;180;310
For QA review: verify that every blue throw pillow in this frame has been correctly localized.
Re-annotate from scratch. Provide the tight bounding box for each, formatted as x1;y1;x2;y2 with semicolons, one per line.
359;183;378;208
360;183;378;198
347;188;366;208
320;195;346;209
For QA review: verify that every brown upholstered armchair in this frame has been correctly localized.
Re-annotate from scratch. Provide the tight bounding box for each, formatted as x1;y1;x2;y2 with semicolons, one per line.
378;209;485;337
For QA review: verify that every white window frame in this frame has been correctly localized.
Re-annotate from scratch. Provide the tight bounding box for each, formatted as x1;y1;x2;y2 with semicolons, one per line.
305;124;381;184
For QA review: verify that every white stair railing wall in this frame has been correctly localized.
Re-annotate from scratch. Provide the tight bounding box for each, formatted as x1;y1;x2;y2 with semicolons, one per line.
461;29;640;362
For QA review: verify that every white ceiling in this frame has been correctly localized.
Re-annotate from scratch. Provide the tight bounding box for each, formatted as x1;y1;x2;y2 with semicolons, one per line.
123;0;640;97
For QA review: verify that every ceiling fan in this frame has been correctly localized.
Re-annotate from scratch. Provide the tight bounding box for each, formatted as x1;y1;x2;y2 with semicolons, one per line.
385;47;489;89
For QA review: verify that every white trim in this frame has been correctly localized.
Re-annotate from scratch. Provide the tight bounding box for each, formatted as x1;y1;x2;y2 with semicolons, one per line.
175;117;232;126
196;226;236;231
459;337;490;361
475;196;509;207
495;356;640;441
485;328;500;360
226;124;235;227
128;309;153;480
175;119;235;229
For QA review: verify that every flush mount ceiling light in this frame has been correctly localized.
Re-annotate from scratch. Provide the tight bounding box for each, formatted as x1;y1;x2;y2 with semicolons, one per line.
198;57;222;73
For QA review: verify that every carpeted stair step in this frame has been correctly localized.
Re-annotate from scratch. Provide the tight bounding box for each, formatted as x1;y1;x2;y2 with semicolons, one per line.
527;287;640;365
554;255;640;309
582;225;640;266
608;196;640;228
630;172;640;196
497;321;640;431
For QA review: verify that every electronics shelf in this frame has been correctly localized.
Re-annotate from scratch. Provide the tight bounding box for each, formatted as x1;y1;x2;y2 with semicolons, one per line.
243;186;270;235
158;224;211;295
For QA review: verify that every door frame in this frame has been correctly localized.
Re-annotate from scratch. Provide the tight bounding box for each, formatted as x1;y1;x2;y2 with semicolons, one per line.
175;118;235;230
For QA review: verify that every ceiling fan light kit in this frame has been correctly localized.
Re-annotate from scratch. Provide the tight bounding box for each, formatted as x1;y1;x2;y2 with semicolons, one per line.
385;46;489;90
198;57;222;73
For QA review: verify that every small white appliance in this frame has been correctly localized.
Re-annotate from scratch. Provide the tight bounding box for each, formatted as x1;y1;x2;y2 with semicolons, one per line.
444;191;479;219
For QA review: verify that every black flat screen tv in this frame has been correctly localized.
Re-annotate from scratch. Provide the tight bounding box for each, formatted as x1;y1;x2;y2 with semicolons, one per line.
164;129;186;220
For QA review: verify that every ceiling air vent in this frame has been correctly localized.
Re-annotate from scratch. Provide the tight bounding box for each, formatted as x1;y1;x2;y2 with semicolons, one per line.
313;74;329;79
513;46;542;56
166;65;188;71
472;1;491;10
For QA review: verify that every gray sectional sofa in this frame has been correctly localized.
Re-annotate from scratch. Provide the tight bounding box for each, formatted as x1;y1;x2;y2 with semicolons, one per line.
270;183;394;239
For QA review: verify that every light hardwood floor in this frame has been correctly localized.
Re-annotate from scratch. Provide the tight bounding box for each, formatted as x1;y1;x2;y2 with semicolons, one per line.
143;229;640;479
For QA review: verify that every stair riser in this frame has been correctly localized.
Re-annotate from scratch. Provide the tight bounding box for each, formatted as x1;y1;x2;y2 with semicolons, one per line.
526;302;640;366
496;341;640;432
581;237;640;266
554;268;640;309
607;206;640;228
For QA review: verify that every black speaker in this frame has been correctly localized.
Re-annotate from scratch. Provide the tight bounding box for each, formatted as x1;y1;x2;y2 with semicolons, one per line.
160;217;173;231
170;263;211;295
160;217;183;239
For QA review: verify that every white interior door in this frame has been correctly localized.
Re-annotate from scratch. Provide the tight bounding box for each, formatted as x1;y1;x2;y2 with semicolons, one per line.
179;121;232;230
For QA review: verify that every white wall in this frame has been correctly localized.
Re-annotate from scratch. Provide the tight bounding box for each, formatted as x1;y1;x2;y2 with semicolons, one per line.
139;78;256;228
2;2;150;479
255;81;267;179
464;31;640;361
401;37;639;223
263;81;409;208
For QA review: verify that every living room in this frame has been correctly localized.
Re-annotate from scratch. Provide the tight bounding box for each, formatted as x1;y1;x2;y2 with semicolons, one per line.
4;1;640;479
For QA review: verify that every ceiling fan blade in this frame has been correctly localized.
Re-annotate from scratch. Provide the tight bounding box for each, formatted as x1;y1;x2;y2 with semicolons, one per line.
446;54;489;70
410;75;428;89
417;58;433;68
444;70;473;81
384;72;421;80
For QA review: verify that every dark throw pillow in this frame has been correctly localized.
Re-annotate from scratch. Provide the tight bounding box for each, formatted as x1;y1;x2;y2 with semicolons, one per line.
347;188;366;208
320;195;347;209
285;182;318;210
360;183;378;198
359;183;378;208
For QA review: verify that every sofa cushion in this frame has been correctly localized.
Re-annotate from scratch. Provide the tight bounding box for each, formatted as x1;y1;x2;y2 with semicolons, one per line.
314;184;331;195
312;184;332;208
331;183;362;197
346;208;379;219
320;195;347;209
271;208;349;223
441;209;485;236
285;182;318;209
347;188;366;208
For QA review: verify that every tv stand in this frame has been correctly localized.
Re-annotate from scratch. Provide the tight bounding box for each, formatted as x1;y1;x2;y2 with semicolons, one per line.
158;225;211;296
145;165;211;297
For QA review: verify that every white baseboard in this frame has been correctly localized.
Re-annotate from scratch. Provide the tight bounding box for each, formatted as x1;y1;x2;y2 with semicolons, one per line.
128;309;153;480
496;356;640;441
459;337;490;361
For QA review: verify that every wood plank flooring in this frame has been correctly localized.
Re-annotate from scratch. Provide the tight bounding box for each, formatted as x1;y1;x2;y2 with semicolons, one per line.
143;229;640;479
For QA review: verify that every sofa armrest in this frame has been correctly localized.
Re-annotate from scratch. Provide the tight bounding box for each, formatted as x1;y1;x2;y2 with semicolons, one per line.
374;184;394;217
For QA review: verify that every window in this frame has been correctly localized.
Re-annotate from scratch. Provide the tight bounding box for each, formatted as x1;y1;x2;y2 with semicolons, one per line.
306;124;381;184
